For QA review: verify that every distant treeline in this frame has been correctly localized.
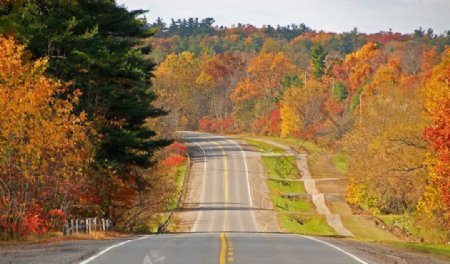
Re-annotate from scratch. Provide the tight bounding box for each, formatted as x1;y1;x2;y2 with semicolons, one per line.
151;17;312;40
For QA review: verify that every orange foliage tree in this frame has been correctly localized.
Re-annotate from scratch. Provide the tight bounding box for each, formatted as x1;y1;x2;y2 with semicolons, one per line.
231;52;298;133
417;47;450;229
337;42;385;94
0;37;93;237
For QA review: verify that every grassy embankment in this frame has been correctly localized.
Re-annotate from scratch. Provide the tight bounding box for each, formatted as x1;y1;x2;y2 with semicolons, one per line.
245;136;450;259
146;163;187;233
244;138;336;236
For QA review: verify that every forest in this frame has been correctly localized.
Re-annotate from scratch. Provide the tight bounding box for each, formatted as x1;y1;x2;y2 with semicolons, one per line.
0;0;448;242
149;17;450;241
0;1;186;238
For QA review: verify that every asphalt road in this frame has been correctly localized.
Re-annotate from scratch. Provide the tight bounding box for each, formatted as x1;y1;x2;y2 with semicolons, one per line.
187;132;258;233
2;132;448;264
81;132;368;264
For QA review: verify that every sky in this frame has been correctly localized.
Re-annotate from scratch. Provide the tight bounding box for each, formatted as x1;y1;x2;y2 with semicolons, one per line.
116;0;450;34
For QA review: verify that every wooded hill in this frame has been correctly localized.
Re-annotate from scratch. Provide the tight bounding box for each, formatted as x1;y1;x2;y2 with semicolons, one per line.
149;17;450;242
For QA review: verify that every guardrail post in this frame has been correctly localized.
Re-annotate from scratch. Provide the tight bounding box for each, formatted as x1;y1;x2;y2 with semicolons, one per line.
63;221;69;236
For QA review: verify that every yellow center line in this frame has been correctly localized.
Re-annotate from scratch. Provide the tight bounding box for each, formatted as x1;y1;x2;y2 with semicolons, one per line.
220;232;235;264
220;232;227;264
212;141;229;230
215;140;234;264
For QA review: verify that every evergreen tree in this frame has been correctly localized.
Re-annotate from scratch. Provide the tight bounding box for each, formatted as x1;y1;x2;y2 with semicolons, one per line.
0;0;169;172
310;44;327;79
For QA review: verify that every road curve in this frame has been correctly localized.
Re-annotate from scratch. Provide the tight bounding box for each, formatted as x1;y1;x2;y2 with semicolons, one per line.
80;132;368;264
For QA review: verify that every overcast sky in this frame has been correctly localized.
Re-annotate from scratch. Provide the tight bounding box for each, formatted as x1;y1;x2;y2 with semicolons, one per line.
117;0;449;34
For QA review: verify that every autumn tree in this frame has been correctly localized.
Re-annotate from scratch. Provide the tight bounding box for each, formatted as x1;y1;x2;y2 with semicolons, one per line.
337;42;385;94
417;48;450;230
153;51;205;132
280;80;328;137
322;80;353;139
231;52;299;132
0;37;92;238
343;83;427;214
0;0;172;227
205;53;246;121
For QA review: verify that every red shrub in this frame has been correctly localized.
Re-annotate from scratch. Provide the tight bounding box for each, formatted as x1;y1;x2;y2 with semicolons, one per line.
162;154;187;167
167;142;188;155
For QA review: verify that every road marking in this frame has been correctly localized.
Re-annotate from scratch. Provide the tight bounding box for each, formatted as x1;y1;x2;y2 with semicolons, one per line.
212;141;229;231
211;135;253;206
220;232;227;264
78;235;150;264
209;135;259;232
299;235;369;264
220;232;235;264
235;140;253;207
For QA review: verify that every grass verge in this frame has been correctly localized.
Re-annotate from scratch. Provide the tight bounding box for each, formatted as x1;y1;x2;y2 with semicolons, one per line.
260;153;336;236
386;241;450;260
244;138;286;153
140;162;188;233
279;213;336;236
332;153;347;174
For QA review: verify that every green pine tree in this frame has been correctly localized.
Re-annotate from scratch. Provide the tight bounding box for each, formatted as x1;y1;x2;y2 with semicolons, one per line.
0;0;170;172
310;44;327;79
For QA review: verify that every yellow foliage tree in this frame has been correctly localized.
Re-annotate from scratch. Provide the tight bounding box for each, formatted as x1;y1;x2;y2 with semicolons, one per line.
343;81;427;215
280;80;327;138
417;47;450;231
0;36;92;237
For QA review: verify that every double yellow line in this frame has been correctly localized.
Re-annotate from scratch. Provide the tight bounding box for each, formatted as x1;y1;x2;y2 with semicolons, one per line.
211;141;229;229
220;232;234;264
212;141;234;263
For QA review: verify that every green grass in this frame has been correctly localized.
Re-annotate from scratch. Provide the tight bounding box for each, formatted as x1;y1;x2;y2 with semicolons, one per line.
268;179;305;194
176;164;187;189
272;195;312;212
262;155;300;180
332;153;347;174
379;214;449;244
169;163;188;209
264;136;323;154
260;155;335;235
263;155;309;212
279;214;337;236
244;138;286;153
340;215;400;241
387;241;450;259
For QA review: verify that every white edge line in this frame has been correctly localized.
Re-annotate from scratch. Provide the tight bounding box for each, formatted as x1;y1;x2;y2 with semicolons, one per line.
234;139;260;232
299;235;369;264
183;137;207;233
78;235;150;264
241;143;253;206
233;140;253;206
213;135;258;232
